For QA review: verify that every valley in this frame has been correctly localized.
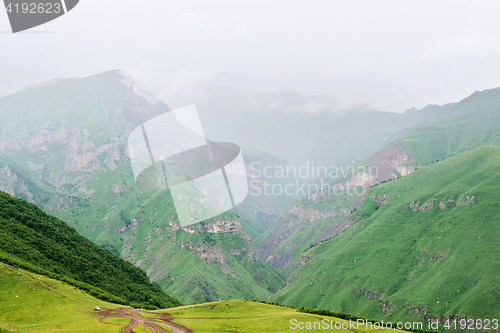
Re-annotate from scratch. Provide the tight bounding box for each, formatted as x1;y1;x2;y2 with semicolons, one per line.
1;71;500;331
0;71;287;305
0;262;408;333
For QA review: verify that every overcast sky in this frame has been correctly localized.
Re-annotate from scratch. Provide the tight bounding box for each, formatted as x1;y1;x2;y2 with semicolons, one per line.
1;0;500;112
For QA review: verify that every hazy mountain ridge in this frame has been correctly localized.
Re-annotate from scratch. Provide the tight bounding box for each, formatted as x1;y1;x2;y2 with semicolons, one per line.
2;70;500;319
252;87;500;321
194;86;453;167
0;70;286;304
392;87;500;165
272;145;500;323
254;85;500;277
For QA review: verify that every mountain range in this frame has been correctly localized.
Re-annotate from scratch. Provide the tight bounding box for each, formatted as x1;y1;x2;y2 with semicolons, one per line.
1;70;500;328
272;145;500;323
0;71;285;304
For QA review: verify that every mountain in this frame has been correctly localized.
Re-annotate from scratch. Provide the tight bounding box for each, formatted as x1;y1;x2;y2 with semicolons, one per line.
0;192;291;332
229;152;297;239
272;145;500;323
254;86;500;276
193;86;447;167
0;190;180;309
0;70;285;304
254;142;419;276
3;68;500;318
389;87;500;165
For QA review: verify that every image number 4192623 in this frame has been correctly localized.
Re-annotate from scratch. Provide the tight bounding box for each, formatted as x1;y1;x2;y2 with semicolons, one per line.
3;0;79;33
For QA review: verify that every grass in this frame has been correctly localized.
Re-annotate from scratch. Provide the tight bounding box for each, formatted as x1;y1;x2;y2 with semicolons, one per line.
0;262;124;332
138;312;160;319
0;263;405;332
130;325;150;333
0;258;430;333
272;145;500;324
157;300;406;333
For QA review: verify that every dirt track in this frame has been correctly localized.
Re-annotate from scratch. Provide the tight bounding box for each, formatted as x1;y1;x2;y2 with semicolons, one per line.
98;308;193;333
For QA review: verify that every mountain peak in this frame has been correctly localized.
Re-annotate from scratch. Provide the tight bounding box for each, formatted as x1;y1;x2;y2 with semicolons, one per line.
463;86;500;103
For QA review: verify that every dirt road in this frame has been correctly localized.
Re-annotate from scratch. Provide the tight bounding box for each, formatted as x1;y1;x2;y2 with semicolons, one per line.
98;308;193;333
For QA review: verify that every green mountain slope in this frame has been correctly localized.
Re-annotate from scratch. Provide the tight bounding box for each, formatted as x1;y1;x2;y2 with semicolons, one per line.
393;87;500;165
255;188;359;277
0;190;181;309
254;144;413;276
255;87;500;276
0;70;285;304
272;145;500;322
0;265;405;333
0;262;125;333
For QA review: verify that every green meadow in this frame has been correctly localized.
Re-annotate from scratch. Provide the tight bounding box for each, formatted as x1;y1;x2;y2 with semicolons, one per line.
160;299;406;333
0;262;124;332
0;263;409;332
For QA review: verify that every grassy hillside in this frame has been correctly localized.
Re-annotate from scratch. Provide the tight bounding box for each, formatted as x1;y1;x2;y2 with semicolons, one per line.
0;267;407;333
0;190;181;309
0;155;286;305
394;87;500;165
0;262;125;332
60;169;285;304
0;260;407;333
159;299;407;333
254;87;500;277
273;145;500;322
124;207;285;304
0;71;287;304
255;188;358;277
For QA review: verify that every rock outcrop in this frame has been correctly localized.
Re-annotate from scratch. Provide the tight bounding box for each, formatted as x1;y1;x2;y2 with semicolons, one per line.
289;205;350;222
204;219;242;234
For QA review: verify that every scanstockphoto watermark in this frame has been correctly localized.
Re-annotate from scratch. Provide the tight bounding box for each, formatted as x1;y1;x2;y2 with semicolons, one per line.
248;161;379;197
290;319;423;330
